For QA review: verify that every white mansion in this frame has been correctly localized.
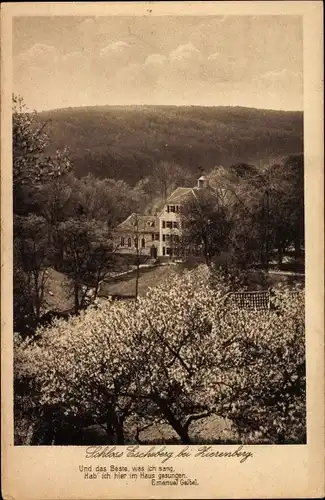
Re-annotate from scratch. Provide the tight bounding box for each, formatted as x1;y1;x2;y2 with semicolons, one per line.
115;175;210;258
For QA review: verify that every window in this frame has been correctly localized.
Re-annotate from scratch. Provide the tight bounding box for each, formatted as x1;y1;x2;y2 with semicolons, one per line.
163;247;166;256
170;205;176;213
134;237;138;248
155;233;159;241
166;205;170;213
121;237;125;246
166;221;173;229
141;238;146;248
152;233;155;241
173;221;179;229
176;205;179;213
127;238;131;247
162;220;166;228
166;247;172;255
162;234;166;242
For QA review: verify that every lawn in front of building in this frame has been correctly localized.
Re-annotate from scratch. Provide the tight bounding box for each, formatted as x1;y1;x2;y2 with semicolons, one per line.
99;263;181;298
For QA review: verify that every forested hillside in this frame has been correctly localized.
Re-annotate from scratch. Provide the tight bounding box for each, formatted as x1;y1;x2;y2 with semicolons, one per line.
37;105;303;185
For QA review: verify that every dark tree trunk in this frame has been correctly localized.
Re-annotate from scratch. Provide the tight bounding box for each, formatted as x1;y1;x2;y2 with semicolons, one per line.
105;406;125;445
54;247;64;271
115;417;125;445
105;417;115;444
35;409;56;445
74;284;79;314
294;238;301;259
202;234;211;267
155;398;192;444
135;251;140;300
33;275;41;324
277;239;284;267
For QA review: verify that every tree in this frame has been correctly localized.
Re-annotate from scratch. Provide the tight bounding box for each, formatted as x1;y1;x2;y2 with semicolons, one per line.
13;95;73;334
14;215;53;334
263;155;304;263
129;268;305;444
14;299;141;444
150;161;194;202
38;173;76;226
217;286;305;443
227;163;264;183
207;159;304;270
57;218;115;313
35;173;79;270
123;267;231;443
179;191;231;266
14;265;305;445
12;95;71;215
129;214;151;300
206;164;267;269
74;174;149;226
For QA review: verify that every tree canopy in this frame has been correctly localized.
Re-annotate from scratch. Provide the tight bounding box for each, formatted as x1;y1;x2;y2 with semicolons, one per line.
15;265;305;445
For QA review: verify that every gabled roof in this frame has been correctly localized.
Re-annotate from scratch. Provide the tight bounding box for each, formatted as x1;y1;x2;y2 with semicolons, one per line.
116;213;158;232
166;187;194;204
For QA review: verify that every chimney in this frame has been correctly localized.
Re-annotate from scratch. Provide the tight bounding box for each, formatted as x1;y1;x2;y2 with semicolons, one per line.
197;175;209;189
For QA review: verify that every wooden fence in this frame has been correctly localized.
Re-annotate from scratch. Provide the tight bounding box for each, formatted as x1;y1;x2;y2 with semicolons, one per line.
231;291;270;310
230;290;303;311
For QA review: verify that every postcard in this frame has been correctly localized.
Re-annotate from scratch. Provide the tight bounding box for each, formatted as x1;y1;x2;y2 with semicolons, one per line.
1;2;324;499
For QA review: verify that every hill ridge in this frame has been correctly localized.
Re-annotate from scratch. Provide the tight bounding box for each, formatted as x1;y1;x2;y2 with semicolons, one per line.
37;105;303;185
39;104;303;113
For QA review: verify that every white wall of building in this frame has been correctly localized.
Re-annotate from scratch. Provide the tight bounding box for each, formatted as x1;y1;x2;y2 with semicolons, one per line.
158;203;182;256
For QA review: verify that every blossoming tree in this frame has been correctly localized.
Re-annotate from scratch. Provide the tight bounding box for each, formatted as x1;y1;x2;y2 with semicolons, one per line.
14;266;305;445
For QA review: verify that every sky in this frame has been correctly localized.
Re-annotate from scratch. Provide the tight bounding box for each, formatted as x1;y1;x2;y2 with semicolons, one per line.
13;15;303;111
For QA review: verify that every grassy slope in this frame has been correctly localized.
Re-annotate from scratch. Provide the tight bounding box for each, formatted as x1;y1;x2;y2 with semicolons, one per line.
43;263;304;313
43;268;74;312
38;105;303;185
42;264;181;311
99;264;181;298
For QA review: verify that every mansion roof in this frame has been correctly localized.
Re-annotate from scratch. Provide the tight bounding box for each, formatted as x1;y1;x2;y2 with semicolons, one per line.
115;213;158;233
166;187;194;204
115;180;212;232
